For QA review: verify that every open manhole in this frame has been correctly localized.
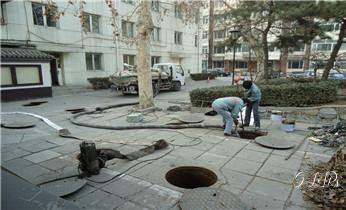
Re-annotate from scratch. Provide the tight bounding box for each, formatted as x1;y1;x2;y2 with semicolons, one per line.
165;166;217;189
22;101;47;107
238;130;267;140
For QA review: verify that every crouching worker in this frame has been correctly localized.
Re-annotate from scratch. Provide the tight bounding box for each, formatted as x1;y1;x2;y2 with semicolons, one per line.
242;81;261;130
212;97;244;137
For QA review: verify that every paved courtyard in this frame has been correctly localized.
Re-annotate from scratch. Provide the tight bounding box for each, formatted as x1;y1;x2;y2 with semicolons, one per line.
1;78;338;210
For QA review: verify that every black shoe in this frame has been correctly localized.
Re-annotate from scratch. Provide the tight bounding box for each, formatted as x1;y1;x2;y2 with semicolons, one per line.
224;133;231;136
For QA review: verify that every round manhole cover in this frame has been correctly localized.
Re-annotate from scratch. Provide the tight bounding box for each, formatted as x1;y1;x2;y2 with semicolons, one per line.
165;166;217;189
1;122;36;129
179;114;204;124
255;135;295;149
179;187;247;210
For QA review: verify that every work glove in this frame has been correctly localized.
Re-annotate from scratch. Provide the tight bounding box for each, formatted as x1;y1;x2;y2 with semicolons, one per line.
233;118;239;126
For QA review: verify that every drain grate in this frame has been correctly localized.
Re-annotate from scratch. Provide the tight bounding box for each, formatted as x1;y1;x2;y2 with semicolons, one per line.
165;166;217;189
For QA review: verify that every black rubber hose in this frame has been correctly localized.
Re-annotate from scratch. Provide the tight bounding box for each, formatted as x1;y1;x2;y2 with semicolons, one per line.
70;102;222;130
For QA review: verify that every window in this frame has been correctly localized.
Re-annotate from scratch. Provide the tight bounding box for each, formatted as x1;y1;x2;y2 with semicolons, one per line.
214;46;225;54
1;2;6;24
174;31;183;45
202;47;208;54
214;30;225;39
235;61;247;69
195;35;198;47
202;31;208;39
86;53;102;70
175;65;184;75
151;0;159;12
151;56;160;67
1;65;42;87
215;0;224;8
202;16;209;24
293;46;304;52
121;0;134;4
316;43;332;51
288;60;303;69
32;3;57;27
83;13;100;33
122;20;135;38
151;27;160;42
202;61;208;70
174;4;182;18
123;54;136;66
341;43;346;51
213;61;224;68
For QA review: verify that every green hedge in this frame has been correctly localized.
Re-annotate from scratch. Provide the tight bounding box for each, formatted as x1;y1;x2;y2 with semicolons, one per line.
87;77;112;89
190;73;216;81
190;81;338;107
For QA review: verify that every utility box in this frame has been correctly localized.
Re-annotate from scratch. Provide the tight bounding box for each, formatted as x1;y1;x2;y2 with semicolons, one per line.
127;113;143;123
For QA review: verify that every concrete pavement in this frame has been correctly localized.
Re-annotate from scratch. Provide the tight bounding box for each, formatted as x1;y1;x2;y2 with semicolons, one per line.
1;78;336;210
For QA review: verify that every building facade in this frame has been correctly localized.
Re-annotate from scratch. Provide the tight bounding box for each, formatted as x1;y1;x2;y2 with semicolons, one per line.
199;1;346;75
0;0;200;86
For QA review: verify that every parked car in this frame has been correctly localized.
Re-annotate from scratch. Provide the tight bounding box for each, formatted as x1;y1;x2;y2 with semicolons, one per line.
328;72;345;80
287;71;306;78
304;70;316;78
207;68;229;77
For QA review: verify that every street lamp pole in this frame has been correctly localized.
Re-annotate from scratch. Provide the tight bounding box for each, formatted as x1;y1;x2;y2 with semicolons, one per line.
232;44;236;85
229;26;240;85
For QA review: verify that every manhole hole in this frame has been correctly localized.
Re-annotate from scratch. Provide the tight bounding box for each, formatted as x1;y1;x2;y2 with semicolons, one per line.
165;166;217;189
22;101;47;107
238;130;267;139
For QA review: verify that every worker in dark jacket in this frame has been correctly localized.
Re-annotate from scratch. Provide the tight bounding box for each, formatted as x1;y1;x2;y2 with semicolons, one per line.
212;97;244;137
241;81;261;130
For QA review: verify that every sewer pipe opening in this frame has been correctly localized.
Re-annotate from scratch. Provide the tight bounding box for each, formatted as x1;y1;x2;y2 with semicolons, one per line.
165;166;217;189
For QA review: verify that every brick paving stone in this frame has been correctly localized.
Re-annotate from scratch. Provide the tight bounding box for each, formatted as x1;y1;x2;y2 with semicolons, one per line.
246;177;292;201
235;149;270;163
170;147;205;160
196;152;229;168
102;175;152;197
39;155;77;171
91;194;126;210
129;185;182;210
223;157;262;175
20;141;57;153
24;150;61;163
257;163;298;184
117;201;151;210
2;148;31;162
219;170;253;191
74;189;111;208
241;191;285;210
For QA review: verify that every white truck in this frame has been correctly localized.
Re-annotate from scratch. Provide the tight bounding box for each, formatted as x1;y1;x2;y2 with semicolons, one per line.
109;63;185;95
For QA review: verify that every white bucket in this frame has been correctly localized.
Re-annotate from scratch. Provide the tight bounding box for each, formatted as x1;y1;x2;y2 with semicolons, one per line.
282;123;295;132
271;110;282;122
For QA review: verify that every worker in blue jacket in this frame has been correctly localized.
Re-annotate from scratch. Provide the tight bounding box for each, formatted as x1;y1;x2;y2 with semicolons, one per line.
212;97;244;137
241;80;261;130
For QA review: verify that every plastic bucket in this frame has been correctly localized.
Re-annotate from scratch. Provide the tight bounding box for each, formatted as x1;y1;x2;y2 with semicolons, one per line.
282;123;295;132
271;110;282;122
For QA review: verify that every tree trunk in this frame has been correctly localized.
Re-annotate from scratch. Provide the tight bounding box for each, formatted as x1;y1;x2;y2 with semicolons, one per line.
280;48;288;73
322;19;346;80
303;43;311;70
207;0;214;70
262;32;269;82
255;50;265;82
136;0;154;109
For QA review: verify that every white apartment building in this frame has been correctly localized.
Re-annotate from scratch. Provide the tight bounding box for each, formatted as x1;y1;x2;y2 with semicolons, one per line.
0;0;200;87
199;1;346;75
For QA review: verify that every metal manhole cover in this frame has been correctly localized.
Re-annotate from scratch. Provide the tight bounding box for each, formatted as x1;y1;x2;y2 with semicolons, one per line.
255;135;295;149
39;177;87;197
1;122;36;129
179;114;204;124
179;187;247;210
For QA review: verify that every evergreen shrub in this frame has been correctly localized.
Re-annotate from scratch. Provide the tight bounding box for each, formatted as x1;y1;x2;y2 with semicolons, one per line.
190;81;338;107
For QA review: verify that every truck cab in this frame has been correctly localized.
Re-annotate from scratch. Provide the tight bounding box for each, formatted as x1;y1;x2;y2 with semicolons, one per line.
153;63;185;88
